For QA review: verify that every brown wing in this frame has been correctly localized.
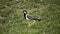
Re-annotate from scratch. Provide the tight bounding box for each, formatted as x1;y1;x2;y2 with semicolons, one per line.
27;14;41;21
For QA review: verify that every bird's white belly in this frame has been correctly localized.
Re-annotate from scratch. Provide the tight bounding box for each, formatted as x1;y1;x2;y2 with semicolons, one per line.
26;15;29;20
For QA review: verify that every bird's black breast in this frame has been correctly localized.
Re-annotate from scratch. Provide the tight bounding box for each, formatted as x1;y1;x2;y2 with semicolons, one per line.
24;13;26;19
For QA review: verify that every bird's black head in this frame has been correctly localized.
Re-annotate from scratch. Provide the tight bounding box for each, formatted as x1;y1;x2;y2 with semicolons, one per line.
23;10;27;19
23;10;27;14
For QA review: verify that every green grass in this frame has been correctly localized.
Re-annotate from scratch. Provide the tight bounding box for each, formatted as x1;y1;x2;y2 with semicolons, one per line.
0;0;60;34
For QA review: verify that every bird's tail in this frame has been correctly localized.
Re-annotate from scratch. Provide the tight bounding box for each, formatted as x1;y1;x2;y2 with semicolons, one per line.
32;17;48;21
37;17;48;21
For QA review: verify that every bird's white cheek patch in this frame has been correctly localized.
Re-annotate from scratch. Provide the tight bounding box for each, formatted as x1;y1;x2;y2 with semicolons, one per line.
24;12;26;14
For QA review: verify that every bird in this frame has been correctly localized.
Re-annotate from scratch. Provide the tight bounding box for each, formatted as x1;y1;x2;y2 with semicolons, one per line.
23;10;41;21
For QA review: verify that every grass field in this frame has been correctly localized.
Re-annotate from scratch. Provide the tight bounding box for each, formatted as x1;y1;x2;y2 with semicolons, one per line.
0;0;60;34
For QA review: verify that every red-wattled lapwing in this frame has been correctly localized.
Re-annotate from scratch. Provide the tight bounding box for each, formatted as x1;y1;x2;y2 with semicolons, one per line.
23;10;41;21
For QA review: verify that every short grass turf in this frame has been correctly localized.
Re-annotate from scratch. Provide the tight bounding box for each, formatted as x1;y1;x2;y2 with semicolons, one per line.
0;0;60;34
